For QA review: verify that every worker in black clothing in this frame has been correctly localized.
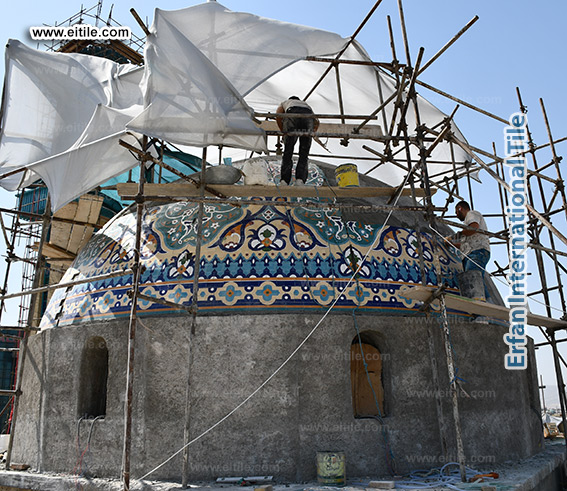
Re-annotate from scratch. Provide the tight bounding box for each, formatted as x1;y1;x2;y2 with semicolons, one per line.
276;96;319;185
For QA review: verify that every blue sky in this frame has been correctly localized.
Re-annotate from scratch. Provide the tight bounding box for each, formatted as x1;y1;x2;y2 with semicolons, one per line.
0;0;566;405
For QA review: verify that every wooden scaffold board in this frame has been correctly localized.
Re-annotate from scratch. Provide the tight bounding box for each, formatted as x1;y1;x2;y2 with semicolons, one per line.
399;285;567;330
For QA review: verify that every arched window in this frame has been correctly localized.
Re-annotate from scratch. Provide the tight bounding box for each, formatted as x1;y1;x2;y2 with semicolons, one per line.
77;337;109;419
351;335;385;418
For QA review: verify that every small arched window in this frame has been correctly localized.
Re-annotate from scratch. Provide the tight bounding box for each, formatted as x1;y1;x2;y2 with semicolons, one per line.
351;336;385;418
78;337;109;419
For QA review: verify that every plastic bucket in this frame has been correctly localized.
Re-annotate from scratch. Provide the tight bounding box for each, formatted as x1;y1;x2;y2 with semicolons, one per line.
335;163;359;187
316;451;346;486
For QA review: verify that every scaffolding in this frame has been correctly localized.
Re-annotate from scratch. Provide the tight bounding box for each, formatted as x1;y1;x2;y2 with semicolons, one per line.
0;1;566;489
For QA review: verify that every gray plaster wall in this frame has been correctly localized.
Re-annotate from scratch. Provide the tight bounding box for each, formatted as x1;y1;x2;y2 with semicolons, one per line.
11;313;542;482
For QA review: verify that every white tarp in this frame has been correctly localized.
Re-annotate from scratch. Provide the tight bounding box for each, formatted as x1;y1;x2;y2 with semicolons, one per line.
0;2;474;208
126;10;267;151
28;105;142;211
0;40;144;208
140;2;471;186
147;2;349;96
244;41;472;185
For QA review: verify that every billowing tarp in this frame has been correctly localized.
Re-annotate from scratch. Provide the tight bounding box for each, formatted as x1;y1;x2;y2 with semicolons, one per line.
28;105;142;211
126;10;266;151
0;40;144;207
141;2;471;186
0;2;474;208
146;2;349;96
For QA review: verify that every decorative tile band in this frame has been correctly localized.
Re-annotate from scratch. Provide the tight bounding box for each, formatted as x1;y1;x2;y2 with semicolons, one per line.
40;163;462;329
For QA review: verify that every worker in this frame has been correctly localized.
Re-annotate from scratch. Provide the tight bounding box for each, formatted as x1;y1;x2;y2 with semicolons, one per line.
450;200;492;302
452;200;491;271
276;96;319;186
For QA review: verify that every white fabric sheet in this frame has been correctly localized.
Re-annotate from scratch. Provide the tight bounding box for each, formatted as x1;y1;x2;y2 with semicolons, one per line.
28;106;141;211
0;40;144;206
142;2;471;186
152;2;349;96
127;12;266;151
0;2;475;209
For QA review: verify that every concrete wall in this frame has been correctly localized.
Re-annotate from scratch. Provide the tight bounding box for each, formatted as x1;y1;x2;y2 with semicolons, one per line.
12;313;543;482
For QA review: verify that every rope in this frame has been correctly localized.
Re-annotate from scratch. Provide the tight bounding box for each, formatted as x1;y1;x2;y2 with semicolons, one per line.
135;165;411;484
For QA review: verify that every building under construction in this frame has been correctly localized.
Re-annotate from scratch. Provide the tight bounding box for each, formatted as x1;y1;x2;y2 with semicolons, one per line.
0;1;565;490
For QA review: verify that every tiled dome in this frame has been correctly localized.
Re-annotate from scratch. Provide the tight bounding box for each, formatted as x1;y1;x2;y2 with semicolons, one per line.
40;159;461;328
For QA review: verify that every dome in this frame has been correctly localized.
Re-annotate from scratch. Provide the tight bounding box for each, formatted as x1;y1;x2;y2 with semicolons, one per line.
40;158;462;329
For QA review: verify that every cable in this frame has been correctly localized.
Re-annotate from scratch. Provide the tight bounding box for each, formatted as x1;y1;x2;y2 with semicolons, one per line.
394;462;499;490
136;167;412;484
73;415;104;488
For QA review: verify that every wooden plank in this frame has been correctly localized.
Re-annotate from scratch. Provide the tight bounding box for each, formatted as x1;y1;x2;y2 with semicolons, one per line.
51;201;76;250
67;226;95;254
53;201;78;220
74;195;103;224
49;197;102;254
117;182;432;200
49;259;74;269
399;285;567;330
65;196;103;254
31;242;76;260
50;221;73;250
258;120;383;138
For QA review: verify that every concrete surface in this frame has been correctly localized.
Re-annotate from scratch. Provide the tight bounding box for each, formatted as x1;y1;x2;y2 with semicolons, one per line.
0;440;564;490
10;313;543;482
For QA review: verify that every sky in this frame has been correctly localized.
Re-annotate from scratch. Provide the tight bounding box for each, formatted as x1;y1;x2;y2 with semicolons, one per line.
0;0;566;407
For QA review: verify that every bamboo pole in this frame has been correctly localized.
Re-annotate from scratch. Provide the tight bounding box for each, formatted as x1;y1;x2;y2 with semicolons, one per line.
182;146;208;487
303;0;385;100
396;0;412;68
396;1;468;470
440;293;467;482
450;136;567;248
394;47;425;139
415;79;508;124
334;64;346;126
538;98;567;313
0;268;133;301
305;57;400;69
515;89;554;317
417;16;479;76
0;326;39;332
131;292;196;314
0;206;101;228
130;8;151;36
549;329;567;456
6;196;51;469
122;140;147;491
256;112;378;120
115;193;438;213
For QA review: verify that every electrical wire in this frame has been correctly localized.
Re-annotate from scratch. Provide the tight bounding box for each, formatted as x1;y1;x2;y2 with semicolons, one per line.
73;415;104;489
394;462;497;490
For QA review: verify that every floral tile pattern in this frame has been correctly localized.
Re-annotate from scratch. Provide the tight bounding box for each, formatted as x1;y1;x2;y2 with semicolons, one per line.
40;163;462;329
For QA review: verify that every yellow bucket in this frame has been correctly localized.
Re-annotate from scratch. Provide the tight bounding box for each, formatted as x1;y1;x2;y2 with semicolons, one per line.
335;163;359;187
316;451;346;486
